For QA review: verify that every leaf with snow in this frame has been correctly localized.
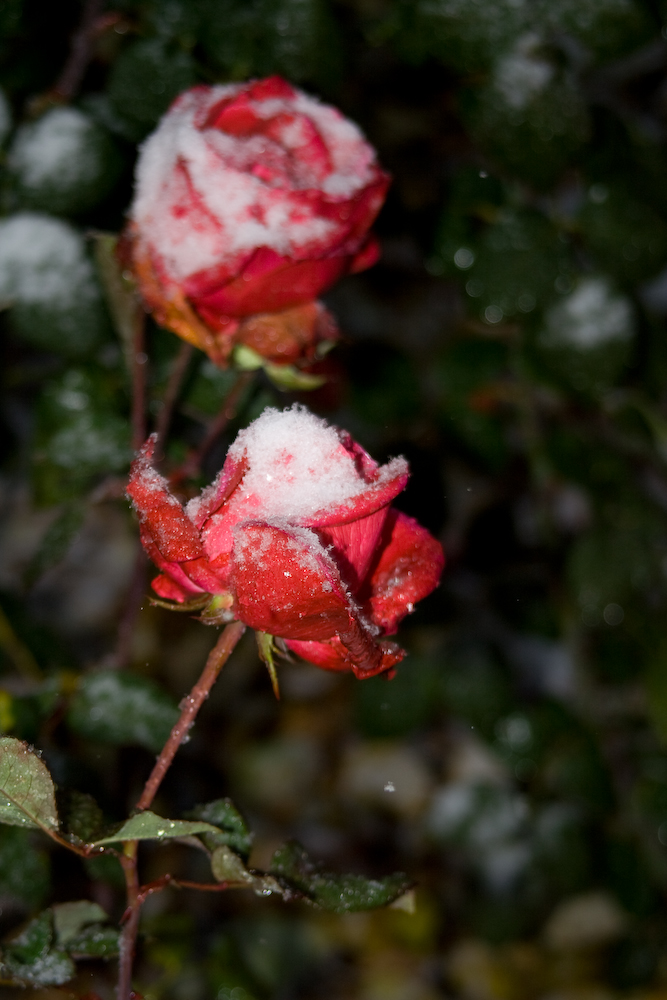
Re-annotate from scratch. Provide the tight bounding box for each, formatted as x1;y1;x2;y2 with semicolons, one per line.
52;900;118;959
270;840;412;913
186;797;253;858
91;809;224;845
1;910;74;987
0;737;58;835
67;670;180;753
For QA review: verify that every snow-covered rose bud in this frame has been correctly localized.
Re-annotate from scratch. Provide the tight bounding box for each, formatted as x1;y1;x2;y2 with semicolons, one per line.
125;76;389;368
127;406;443;679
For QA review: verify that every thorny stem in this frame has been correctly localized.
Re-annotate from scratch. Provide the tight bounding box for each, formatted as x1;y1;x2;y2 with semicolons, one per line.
50;0;113;102
117;842;140;1000
170;370;255;484
116;621;246;1000
153;341;195;461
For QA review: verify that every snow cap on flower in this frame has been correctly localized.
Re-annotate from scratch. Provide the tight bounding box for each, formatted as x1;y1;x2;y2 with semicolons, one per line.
126;77;389;368
128;406;443;679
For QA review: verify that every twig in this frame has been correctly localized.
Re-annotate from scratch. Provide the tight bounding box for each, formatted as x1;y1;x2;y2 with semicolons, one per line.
116;621;246;1000
117;842;140;1000
136;621;245;810
131;312;147;453
170;371;255;484
153;342;194;461
50;0;109;102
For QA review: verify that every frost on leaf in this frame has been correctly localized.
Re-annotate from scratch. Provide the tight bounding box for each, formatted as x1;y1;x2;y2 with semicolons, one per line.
0;737;58;835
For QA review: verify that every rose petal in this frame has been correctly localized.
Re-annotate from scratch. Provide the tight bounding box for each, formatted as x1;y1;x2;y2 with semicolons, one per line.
127;435;204;562
319;507;389;590
285;635;404;678
195;253;349;317
140;525;206;598
367;511;445;633
185;453;247;529
231;522;352;640
152;574;196;603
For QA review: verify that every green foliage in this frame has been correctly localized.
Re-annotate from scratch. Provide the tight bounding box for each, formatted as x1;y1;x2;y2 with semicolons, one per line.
187;797;254;858
107;38;196;139
92;809;225;845
270;840;412;913
67;670;180;752
7;107;122;216
0;828;50;910
0;737;58;834
0;902;118;987
0;909;74;986
200;0;342;85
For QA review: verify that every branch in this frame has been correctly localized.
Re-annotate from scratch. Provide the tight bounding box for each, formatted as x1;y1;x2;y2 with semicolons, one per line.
115;621;246;1000
153;341;194;462
170;371;255;484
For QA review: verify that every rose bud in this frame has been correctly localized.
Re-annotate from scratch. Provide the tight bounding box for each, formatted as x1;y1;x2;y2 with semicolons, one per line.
127;406;444;679
125;76;390;369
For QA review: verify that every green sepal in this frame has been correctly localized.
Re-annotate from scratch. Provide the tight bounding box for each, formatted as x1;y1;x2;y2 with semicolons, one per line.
256;632;281;699
264;362;326;392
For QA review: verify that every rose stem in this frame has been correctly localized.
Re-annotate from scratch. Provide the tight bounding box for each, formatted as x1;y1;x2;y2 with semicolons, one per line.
116;620;246;1000
154;341;195;461
171;370;255;484
50;0;108;102
131;312;147;452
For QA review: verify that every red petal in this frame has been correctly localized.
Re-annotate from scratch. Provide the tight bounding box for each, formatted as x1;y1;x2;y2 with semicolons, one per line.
349;234;381;274
286;635;405;678
367;511;444;633
319;507;389;591
185;453;248;529
307;458;408;528
194;253;349;317
127;435;204;562
248;76;296;101
152;574;194;603
231;523;352;640
180;556;231;594
140;524;206;598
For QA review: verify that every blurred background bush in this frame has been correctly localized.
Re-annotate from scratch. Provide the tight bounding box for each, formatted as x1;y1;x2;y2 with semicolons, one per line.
5;0;667;997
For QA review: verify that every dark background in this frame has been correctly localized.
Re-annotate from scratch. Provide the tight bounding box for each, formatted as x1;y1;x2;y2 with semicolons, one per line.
4;0;667;997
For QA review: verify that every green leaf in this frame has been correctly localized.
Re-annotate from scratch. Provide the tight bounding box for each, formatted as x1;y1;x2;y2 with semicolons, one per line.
0;827;50;909
60;789;106;844
0;737;58;834
67;670;180;753
1;910;74;986
66;923;120;959
107;38;196;138
91;810;224;846
210;845;255;884
270;841;412;914
7;107;122;217
52;901;108;947
186;798;253;858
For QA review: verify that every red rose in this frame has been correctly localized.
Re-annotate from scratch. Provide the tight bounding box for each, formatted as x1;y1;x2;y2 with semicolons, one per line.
126;76;390;368
127;406;443;678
